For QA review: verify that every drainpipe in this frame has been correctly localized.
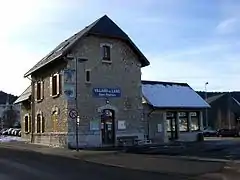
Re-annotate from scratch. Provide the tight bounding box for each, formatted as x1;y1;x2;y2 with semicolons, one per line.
146;107;155;139
27;76;35;143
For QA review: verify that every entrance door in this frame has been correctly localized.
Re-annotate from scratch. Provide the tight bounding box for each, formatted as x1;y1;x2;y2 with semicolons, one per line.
167;112;178;140
101;109;115;145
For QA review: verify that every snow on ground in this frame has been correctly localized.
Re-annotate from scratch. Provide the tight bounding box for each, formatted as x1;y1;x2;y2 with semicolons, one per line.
0;136;23;142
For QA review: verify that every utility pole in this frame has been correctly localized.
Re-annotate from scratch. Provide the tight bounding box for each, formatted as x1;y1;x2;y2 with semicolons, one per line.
205;82;209;127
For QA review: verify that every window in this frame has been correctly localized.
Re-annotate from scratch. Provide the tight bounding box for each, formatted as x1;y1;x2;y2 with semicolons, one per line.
85;69;91;83
36;114;41;133
178;112;189;132
50;73;60;97
41;117;45;133
36;112;44;133
166;112;175;132
52;111;58;132
102;45;111;61
35;81;43;101
190;112;200;131
24;114;31;133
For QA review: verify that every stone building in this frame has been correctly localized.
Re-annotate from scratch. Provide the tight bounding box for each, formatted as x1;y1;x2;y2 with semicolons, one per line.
15;15;150;148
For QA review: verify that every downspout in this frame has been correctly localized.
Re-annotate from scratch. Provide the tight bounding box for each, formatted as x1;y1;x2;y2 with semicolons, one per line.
146;107;155;139
27;76;35;143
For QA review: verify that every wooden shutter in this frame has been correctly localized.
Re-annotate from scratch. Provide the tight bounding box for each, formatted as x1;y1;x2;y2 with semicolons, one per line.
28;115;31;133
34;83;38;101
56;74;60;95
40;112;44;133
40;81;44;100
50;76;53;97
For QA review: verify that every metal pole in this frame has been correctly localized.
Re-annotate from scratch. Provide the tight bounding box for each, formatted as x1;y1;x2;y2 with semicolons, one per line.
75;57;79;151
205;82;208;128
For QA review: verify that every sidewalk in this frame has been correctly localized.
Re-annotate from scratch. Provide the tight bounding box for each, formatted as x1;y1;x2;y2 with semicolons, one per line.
1;142;240;179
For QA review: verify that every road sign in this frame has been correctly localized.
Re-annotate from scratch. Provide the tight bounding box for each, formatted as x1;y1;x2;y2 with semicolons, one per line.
69;109;78;119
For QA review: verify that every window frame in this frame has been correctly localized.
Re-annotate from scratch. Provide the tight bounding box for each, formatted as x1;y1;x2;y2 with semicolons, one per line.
35;112;44;133
24;113;31;133
50;73;60;98
35;80;44;102
190;111;200;131
100;43;112;63
178;112;190;132
85;69;91;84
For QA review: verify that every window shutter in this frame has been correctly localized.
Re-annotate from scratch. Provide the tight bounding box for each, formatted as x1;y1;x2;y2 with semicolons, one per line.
40;112;44;133
56;74;60;95
28;115;31;133
34;83;38;101
40;81;44;100
35;115;37;133
50;76;53;97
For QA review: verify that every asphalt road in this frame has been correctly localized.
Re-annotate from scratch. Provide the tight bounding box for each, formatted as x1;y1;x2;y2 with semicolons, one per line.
0;147;193;180
126;137;240;160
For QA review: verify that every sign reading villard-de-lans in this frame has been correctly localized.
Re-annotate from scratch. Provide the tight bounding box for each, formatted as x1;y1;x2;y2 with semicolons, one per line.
92;88;121;98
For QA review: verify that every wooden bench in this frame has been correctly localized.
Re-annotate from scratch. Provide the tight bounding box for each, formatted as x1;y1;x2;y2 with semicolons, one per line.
117;136;139;146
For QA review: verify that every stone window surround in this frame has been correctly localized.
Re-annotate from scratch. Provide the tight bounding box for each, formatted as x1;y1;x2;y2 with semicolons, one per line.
50;73;60;98
35;80;44;102
35;110;44;134
24;113;31;134
100;43;112;63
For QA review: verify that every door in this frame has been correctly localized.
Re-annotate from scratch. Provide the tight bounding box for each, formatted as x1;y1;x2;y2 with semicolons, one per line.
101;109;115;145
167;112;178;140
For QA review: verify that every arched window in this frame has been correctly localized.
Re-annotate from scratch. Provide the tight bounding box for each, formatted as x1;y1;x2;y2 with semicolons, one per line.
24;114;31;133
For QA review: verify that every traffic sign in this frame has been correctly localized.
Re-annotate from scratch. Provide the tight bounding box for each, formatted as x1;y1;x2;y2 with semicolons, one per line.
69;109;78;119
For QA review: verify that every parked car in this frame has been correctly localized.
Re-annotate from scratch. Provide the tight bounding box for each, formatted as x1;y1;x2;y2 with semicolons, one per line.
203;127;217;137
216;128;240;137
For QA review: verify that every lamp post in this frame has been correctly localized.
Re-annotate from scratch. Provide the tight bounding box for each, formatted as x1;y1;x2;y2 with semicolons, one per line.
205;82;209;128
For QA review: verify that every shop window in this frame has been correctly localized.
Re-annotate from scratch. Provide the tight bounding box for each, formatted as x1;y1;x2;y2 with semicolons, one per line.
166;112;175;132
179;112;189;132
190;112;200;131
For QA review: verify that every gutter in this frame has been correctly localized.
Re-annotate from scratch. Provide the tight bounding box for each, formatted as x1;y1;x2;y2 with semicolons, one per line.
26;76;35;143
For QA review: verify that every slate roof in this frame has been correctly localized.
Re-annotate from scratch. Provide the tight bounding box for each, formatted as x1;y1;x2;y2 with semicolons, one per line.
142;80;210;109
13;86;31;104
206;93;226;104
24;15;150;77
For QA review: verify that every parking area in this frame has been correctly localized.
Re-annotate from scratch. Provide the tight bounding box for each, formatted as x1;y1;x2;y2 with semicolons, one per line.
126;137;240;160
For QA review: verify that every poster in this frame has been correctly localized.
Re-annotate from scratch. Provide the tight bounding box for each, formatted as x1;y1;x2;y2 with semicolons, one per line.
90;119;99;131
118;120;126;130
63;84;75;99
157;124;162;132
64;69;75;83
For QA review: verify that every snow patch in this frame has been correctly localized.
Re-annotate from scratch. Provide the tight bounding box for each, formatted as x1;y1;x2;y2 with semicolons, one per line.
142;83;210;108
0;136;23;142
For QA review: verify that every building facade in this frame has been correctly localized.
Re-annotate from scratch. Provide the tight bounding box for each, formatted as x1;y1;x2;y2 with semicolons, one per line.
15;15;150;148
142;81;210;143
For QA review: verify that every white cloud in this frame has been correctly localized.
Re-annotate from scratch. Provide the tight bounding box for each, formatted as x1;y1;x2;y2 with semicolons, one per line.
0;0;86;95
142;51;240;92
216;18;239;34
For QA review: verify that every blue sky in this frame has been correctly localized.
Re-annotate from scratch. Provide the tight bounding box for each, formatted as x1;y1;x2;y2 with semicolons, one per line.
2;0;240;95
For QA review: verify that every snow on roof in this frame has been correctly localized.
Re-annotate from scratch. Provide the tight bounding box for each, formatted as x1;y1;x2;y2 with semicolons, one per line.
142;81;210;109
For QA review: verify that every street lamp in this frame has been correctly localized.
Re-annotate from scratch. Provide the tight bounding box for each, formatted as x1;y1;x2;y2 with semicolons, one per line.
205;82;209;127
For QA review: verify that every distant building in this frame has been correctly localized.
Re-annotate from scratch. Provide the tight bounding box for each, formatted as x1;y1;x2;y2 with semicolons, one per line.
197;91;240;130
0;92;20;129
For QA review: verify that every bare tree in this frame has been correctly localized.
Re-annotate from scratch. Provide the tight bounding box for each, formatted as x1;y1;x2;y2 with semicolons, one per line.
2;106;18;128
